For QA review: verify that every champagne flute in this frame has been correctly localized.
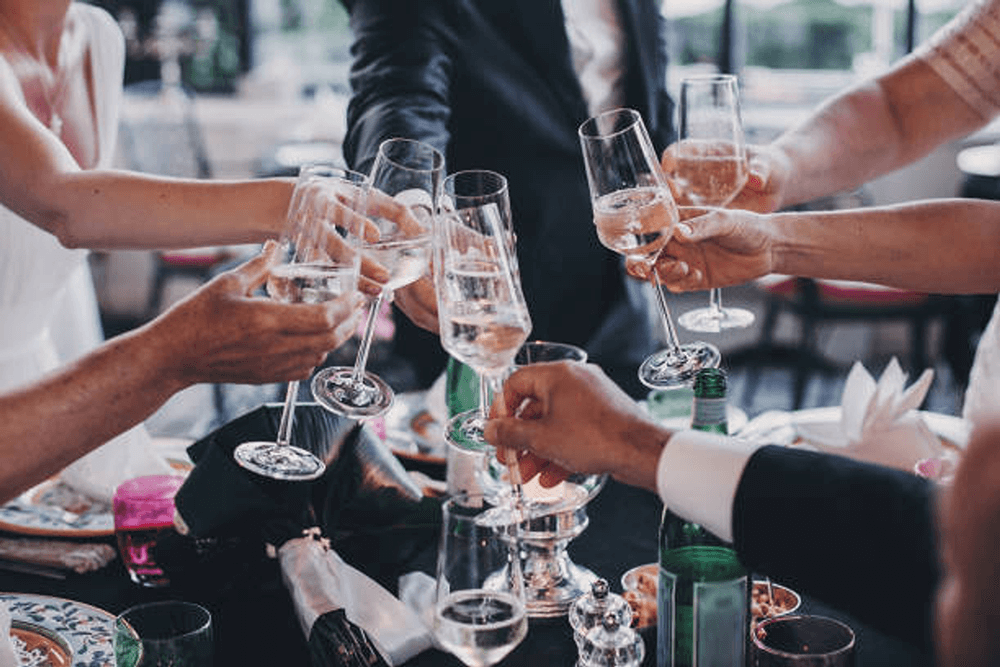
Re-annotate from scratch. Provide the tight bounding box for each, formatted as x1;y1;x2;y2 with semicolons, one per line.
436;170;531;454
579;108;721;390
433;492;528;667
311;138;443;418
669;74;756;332
233;163;367;481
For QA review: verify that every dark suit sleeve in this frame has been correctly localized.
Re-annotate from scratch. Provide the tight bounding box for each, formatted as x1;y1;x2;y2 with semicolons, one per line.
732;445;940;650
341;0;455;172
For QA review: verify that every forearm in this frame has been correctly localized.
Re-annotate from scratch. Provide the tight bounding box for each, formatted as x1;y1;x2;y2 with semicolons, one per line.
0;323;184;503
769;199;1000;293
772;58;990;210
35;171;292;250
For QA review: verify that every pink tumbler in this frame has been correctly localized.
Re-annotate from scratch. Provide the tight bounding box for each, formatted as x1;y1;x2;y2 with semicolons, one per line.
113;475;185;587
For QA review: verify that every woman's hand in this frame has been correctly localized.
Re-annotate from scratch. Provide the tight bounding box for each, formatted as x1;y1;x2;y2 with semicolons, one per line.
627;207;778;293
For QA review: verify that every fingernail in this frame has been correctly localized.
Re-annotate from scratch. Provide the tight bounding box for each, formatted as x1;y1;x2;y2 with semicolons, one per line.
679;261;689;275
677;222;693;237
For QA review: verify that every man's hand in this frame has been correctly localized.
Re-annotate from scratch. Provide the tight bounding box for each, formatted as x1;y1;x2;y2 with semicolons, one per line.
484;361;671;493
154;242;366;386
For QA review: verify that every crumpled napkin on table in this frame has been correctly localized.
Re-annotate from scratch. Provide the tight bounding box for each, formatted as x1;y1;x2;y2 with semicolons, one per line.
797;357;943;471
279;530;433;667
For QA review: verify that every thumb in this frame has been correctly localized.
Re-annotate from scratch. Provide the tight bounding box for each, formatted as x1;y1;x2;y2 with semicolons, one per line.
484;416;538;454
746;155;771;191
230;240;281;295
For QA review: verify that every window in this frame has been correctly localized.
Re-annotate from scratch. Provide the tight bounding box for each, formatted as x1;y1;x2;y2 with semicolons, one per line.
662;0;968;140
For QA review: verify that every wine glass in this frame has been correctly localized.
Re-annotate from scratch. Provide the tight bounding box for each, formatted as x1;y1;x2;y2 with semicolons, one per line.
233;163;367;481
436;170;532;452
433;492;528;667
669;74;756;333
311;138;443;418
578;108;721;390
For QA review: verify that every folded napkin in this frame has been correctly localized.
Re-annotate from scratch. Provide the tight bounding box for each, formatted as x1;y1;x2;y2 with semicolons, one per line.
279;530;433;667
58;423;174;504
798;357;943;471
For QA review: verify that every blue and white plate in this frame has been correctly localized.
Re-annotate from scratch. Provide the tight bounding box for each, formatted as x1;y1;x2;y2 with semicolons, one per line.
2;592;116;667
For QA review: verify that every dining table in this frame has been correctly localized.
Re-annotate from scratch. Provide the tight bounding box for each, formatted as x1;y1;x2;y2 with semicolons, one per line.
0;403;946;666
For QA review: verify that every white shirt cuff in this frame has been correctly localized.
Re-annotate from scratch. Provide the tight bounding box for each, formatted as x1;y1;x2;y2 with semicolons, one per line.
655;431;764;543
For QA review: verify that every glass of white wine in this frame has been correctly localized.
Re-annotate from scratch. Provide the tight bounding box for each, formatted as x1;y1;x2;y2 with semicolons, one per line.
433;492;528;667
311;138;443;418
435;169;531;452
233;163;368;481
669;73;756;333
579;107;721;389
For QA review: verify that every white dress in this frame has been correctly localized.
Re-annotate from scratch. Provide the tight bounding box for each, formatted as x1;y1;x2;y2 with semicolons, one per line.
914;0;1000;425
0;4;163;502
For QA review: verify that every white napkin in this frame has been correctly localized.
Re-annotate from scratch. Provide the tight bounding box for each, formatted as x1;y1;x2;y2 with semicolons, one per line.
0;603;17;667
279;531;433;666
58;424;175;504
799;358;942;471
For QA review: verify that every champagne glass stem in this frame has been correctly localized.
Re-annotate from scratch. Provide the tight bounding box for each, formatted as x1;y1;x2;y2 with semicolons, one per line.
276;380;299;447
650;270;683;356
483;369;526;510
350;290;387;385
710;287;724;317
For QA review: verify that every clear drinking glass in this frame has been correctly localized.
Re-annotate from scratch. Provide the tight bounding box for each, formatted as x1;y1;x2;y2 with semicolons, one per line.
436;170;532;452
114;600;214;667
752;615;856;666
669;74;756;333
233;163;367;481
433;492;528;667
311;138;443;418
579;108;721;389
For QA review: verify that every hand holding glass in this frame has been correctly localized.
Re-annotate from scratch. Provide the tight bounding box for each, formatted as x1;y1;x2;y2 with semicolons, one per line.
669;74;755;332
579;108;720;389
233;163;367;481
312;138;443;418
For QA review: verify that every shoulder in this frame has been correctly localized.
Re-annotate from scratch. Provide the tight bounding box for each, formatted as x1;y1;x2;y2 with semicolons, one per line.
69;3;126;46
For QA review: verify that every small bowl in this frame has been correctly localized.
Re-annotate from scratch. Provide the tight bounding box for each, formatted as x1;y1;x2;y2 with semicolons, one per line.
621;563;658;628
751;580;801;626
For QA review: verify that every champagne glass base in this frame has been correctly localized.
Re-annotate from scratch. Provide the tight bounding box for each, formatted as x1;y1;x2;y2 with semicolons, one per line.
639;342;721;390
233;441;326;481
445;410;492;452
311;366;394;419
678;306;756;333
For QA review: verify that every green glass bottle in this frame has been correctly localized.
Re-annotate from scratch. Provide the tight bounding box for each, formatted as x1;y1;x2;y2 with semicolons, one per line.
445;355;479;418
690;368;728;434
656;369;746;667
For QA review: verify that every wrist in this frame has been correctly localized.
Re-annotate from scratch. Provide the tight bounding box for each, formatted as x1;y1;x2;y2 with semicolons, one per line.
613;418;674;493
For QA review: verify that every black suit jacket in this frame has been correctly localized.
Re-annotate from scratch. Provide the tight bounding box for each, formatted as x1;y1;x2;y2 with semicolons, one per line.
341;0;675;393
734;445;941;651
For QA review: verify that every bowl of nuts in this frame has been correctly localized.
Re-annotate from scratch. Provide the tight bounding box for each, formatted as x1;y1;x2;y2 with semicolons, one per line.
620;563;658;628
751;580;801;627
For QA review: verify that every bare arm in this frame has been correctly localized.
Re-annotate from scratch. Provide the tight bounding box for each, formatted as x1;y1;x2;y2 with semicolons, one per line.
0;245;365;502
0;61;291;250
734;58;993;213
654;198;1000;295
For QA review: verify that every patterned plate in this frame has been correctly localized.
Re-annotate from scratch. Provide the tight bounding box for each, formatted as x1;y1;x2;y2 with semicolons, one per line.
2;593;116;667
